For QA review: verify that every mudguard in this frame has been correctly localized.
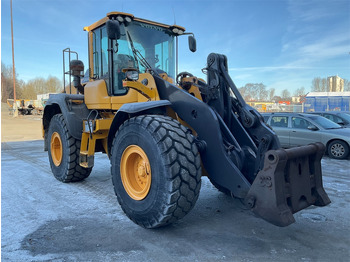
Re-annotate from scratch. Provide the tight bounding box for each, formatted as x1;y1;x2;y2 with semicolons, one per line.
43;94;90;141
107;100;171;157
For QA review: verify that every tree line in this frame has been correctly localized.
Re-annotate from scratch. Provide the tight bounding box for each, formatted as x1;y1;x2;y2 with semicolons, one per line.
1;62;62;103
2;61;349;104
238;83;305;102
311;77;350;92
238;77;350;102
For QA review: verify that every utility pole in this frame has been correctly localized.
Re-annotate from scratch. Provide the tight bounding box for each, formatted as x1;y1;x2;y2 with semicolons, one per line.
11;0;18;117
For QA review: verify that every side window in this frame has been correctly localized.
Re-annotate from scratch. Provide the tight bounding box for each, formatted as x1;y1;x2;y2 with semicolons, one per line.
112;39;137;95
92;26;108;79
92;30;101;78
263;115;270;122
325;114;341;124
270;116;288;127
324;114;333;121
101;27;109;78
292;117;310;129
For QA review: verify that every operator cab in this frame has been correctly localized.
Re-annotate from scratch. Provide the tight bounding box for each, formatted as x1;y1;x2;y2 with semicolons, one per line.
83;12;196;99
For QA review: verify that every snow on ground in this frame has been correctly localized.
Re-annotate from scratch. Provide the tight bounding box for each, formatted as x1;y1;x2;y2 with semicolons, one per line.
1;140;349;261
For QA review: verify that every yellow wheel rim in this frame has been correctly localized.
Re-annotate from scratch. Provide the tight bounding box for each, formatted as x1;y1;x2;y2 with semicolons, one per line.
120;145;152;200
51;132;63;166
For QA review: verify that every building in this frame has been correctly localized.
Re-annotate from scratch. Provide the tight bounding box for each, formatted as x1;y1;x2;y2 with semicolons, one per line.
304;92;350;112
327;75;344;92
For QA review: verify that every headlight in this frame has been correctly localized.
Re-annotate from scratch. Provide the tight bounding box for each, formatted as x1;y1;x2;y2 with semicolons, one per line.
125;70;139;81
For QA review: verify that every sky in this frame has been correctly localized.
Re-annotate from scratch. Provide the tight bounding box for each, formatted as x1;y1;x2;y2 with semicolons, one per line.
1;0;350;96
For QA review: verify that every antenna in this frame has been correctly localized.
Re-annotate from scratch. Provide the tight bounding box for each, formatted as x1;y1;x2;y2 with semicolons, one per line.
172;7;176;25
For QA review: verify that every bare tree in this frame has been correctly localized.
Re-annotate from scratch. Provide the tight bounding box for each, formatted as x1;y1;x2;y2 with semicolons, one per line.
311;77;321;91
321;78;327;91
1;62;22;102
311;77;328;92
46;76;62;93
281;89;291;100
268;88;275;101
294;87;306;97
239;83;267;101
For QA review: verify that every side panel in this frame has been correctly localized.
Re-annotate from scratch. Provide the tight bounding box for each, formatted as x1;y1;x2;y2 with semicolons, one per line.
84;80;112;109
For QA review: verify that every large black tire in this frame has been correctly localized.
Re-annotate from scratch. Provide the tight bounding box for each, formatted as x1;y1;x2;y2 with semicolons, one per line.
328;140;349;159
48;114;92;182
111;115;202;228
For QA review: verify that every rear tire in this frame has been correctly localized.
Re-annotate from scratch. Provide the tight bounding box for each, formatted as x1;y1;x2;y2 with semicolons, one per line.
48;114;92;182
328;140;349;159
111;115;202;228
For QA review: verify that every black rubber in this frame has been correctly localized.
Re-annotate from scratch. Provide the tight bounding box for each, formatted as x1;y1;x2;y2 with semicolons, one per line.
48;114;92;182
328;140;349;159
110;115;202;228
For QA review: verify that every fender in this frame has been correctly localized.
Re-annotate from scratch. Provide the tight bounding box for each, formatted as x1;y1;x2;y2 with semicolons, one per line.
43;94;90;149
107;100;171;156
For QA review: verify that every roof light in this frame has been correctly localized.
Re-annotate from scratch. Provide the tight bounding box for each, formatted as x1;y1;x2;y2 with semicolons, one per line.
117;16;124;22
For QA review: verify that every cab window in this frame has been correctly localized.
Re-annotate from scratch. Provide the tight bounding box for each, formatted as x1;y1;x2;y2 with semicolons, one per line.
92;26;109;80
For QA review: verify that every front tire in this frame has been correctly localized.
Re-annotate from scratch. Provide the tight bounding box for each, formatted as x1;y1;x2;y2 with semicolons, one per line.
48;114;92;182
111;115;202;228
328;140;349;159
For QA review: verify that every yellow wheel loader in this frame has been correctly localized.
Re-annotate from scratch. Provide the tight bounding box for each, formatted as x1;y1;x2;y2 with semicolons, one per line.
43;12;330;228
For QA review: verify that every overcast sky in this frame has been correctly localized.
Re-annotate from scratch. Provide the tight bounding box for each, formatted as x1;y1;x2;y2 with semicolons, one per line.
1;0;350;95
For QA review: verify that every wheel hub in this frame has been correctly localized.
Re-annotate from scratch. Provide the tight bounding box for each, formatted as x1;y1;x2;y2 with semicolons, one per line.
120;145;152;200
51;132;63;166
331;144;344;157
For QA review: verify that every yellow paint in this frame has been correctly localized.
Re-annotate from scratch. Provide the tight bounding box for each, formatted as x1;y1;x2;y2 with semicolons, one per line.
84;80;112;109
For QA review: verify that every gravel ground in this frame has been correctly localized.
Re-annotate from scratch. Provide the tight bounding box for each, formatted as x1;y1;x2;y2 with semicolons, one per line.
1;139;349;262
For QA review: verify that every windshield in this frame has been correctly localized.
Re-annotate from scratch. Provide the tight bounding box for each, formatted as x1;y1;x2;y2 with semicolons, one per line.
308;115;342;129
116;21;176;78
338;112;350;122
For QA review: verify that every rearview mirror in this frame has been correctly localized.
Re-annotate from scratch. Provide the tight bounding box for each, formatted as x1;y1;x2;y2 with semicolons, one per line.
188;35;196;52
307;125;318;131
106;20;121;40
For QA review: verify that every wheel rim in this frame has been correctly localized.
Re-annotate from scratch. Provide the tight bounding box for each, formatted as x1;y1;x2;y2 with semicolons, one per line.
331;143;345;158
51;132;63;166
120;145;152;200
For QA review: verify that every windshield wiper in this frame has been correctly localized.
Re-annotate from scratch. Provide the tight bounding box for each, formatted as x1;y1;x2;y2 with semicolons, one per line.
126;31;154;73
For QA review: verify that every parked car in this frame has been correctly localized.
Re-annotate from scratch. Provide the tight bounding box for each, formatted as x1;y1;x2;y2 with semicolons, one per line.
309;111;350;127
262;112;350;159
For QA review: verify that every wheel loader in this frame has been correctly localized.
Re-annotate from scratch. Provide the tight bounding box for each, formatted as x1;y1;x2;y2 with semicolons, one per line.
43;12;330;228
